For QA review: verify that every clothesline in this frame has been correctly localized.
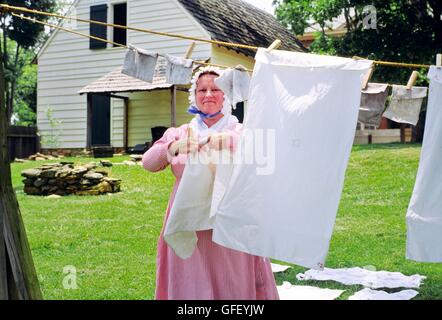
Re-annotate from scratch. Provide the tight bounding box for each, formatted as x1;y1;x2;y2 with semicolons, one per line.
0;4;258;51
11;12;242;72
1;3;437;70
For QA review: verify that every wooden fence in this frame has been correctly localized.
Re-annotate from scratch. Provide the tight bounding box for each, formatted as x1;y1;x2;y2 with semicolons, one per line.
7;126;39;162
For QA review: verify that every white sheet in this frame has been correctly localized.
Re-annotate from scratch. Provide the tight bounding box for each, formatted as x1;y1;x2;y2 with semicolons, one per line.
277;281;344;300
348;288;419;300
296;267;426;289
212;48;372;269
406;66;442;263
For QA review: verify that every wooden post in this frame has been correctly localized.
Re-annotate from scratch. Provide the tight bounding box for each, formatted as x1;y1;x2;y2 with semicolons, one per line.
362;66;374;90
171;86;177;127
123;97;129;152
184;41;196;59
266;39;282;51
406;71;419;90
86;93;92;149
400;124;406;143
0;43;42;300
0;207;7;300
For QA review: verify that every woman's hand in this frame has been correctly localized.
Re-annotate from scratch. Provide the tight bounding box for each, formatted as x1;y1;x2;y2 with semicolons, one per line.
168;128;200;156
206;132;234;151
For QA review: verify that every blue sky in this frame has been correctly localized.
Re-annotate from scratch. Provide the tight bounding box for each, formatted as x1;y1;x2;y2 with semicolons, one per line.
243;0;275;15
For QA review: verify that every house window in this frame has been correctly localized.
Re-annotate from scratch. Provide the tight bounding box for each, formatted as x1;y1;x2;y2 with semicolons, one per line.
113;3;127;47
90;4;108;49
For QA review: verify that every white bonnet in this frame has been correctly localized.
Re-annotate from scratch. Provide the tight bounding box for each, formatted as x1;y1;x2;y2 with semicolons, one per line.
188;66;232;115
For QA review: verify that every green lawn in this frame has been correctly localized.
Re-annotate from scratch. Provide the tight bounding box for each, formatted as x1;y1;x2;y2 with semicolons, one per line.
10;143;442;300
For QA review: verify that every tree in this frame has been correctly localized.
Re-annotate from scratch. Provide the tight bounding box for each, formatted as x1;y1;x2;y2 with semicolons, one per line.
1;0;57;122
274;0;442;84
0;0;57;300
11;43;37;126
275;0;442;142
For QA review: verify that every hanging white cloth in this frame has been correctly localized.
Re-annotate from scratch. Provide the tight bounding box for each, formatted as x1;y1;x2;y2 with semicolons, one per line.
163;115;239;259
296;267;426;289
358;83;389;126
348;288;419;300
406;66;442;263
214;66;251;107
382;85;427;125
165;54;194;85
122;44;158;82
211;48;372;269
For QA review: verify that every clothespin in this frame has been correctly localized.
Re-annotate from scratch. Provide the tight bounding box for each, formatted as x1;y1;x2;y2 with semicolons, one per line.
234;64;247;71
266;39;282;51
406;70;419;90
436;53;442;67
362;66;375;90
188;127;195;140
184;41;196;59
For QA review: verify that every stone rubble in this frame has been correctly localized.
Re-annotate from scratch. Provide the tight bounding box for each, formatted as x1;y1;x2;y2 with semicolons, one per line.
21;162;121;196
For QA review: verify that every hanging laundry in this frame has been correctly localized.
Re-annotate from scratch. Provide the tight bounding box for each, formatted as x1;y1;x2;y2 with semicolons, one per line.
382;85;427;125
296;267;426;289
165;54;194;85
277;281;344;300
348;288;419;300
211;48;372;269
406;66;442;263
122;44;158;82
163;150;232;259
163;115;239;259
214;65;250;107
358;83;389;126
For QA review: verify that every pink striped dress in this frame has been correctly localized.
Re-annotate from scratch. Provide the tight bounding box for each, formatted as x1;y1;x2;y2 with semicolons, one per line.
142;123;280;300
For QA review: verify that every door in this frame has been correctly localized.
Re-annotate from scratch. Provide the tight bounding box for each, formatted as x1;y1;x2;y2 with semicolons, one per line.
91;94;111;146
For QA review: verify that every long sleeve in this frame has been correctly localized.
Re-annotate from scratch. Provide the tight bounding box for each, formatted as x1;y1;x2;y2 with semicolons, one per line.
142;127;183;172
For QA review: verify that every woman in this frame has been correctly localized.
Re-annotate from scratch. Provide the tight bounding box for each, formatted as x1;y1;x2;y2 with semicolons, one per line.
142;66;279;300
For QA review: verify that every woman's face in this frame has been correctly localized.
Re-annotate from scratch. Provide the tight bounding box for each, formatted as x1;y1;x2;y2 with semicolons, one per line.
195;73;224;115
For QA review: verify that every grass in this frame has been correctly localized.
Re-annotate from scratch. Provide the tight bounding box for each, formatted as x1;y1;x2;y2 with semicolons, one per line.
10;143;442;300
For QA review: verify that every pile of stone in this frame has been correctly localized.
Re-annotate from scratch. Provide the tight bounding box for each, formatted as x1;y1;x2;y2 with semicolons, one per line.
28;152;63;161
21;162;121;196
122;154;143;166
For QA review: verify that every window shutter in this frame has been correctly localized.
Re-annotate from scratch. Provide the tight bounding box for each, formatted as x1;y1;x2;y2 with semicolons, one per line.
90;4;108;49
113;3;127;47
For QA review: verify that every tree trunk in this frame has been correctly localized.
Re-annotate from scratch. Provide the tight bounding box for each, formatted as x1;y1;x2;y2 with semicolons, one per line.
7;45;20;122
0;39;42;300
0;201;7;299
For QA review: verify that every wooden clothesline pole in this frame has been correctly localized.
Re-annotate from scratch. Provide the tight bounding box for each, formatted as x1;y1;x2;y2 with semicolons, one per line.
406;71;419;90
0;38;42;299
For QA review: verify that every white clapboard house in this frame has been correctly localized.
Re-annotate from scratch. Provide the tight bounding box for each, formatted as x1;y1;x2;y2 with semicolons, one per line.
36;0;305;152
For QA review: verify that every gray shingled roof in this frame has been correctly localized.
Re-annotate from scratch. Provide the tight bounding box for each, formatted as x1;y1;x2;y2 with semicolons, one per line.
177;0;307;57
78;57;172;94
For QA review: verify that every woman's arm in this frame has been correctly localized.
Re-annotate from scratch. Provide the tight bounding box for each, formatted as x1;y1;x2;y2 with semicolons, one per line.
142;127;181;172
